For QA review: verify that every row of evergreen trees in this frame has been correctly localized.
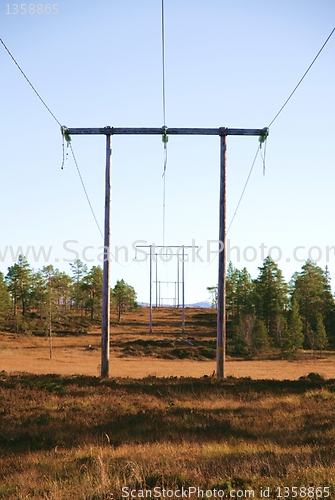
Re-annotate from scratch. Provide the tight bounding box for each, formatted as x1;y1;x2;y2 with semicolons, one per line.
1;255;334;357
0;255;137;333
209;257;334;357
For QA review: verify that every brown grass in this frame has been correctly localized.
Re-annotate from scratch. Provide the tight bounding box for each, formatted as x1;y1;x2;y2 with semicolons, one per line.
1;374;335;498
1;308;335;498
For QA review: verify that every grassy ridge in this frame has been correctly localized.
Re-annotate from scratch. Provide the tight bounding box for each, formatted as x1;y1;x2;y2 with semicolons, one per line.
1;373;335;498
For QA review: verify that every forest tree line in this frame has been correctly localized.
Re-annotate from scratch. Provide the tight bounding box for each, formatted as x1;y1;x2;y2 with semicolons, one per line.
209;257;335;357
1;254;334;358
0;255;137;334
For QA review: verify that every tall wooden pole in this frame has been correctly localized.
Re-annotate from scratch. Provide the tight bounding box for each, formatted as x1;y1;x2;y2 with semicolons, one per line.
177;256;180;308
101;132;112;377
155;254;158;308
182;245;185;333
149;245;153;332
49;295;52;360
216;134;227;378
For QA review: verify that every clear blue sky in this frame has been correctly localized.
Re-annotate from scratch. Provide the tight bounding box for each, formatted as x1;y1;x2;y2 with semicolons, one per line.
1;0;334;304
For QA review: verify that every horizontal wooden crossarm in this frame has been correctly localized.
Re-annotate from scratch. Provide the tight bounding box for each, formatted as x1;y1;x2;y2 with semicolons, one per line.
65;127;265;136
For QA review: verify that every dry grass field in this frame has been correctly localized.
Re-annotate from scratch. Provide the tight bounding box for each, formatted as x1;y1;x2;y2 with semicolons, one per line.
1;307;335;380
1;308;335;499
1;373;335;499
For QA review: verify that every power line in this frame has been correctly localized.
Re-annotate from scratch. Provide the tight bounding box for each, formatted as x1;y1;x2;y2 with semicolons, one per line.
0;38;62;127
228;26;335;232
268;26;335;128
227;146;260;234
69;144;103;238
0;37;103;239
161;0;168;246
161;0;167;127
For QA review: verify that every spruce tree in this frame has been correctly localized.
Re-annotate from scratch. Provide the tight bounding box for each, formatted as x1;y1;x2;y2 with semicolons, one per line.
251;318;270;355
288;297;304;353
226;264;254;352
314;313;328;353
231;319;250;356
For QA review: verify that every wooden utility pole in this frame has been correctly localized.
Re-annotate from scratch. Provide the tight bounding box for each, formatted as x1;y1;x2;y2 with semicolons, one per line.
101;131;112;377
149;245;153;333
65;125;265;378
216;134;227;377
182;245;185;334
48;298;53;359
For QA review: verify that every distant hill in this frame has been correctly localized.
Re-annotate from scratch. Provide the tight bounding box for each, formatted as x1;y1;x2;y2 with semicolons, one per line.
138;301;213;309
186;301;212;308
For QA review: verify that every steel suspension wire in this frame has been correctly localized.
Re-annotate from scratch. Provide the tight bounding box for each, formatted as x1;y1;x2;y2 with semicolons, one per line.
268;26;335;128
227;26;335;233
227;147;260;234
0;38;62;127
161;0;167;128
70;144;132;267
161;0;168;247
69;144;103;238
0;37;104;240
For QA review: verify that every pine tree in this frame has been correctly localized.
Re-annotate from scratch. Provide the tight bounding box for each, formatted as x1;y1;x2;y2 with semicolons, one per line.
254;257;288;344
292;260;335;347
322;266;335;342
112;279;137;322
81;266;103;320
31;270;48;320
0;272;11;326
41;265;57;357
226;262;239;319
235;267;254;319
5;255;32;316
226;262;239;343
51;271;72;311
69;259;88;311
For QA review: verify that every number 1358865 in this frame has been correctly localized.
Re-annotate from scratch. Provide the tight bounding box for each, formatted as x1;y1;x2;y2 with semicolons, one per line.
6;4;58;14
